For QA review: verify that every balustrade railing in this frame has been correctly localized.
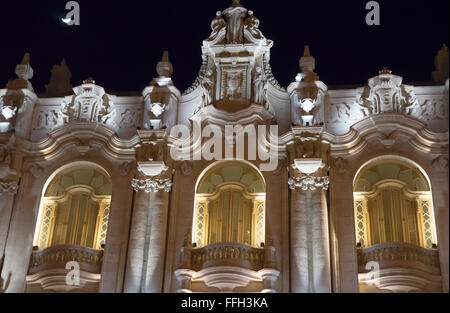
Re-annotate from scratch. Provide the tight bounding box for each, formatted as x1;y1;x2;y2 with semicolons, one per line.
357;242;440;273
191;242;265;272
28;245;103;275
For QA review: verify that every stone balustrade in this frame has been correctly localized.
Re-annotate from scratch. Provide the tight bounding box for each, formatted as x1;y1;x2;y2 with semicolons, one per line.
28;245;103;275
191;242;265;272
357;242;441;274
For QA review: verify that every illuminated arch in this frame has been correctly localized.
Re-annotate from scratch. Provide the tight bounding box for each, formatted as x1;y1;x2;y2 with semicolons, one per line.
353;158;437;249
33;162;112;251
192;161;266;248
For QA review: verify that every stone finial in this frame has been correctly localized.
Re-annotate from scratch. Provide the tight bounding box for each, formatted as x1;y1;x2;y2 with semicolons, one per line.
44;59;73;97
156;51;173;78
232;0;242;7
432;44;449;84
6;53;34;91
83;77;96;84
299;45;315;73
379;67;392;75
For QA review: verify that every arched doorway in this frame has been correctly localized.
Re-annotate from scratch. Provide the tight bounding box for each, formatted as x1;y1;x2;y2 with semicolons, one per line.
192;162;266;249
178;162;274;293
353;158;442;293
353;160;436;249
27;163;111;293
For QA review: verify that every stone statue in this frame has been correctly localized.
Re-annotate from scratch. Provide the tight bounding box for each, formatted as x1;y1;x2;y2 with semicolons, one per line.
208;11;226;42
254;67;268;106
200;71;213;109
244;11;263;40
223;1;247;44
45;59;73;97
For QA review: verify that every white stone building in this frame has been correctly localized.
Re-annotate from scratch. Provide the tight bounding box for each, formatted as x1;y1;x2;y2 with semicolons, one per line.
0;1;448;293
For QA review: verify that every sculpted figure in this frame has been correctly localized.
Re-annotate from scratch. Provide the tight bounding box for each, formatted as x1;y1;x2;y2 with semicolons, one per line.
224;1;247;44
244;11;263;39
200;71;213;109
254;67;267;106
208;11;226;42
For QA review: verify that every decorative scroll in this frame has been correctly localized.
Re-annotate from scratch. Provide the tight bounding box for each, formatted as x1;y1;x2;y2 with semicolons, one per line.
131;178;172;193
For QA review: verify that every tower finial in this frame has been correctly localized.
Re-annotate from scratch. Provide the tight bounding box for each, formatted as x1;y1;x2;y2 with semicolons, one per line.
156;50;173;78
299;45;315;74
304;45;311;57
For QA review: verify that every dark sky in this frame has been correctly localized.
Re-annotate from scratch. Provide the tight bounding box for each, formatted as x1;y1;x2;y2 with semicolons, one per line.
0;0;448;94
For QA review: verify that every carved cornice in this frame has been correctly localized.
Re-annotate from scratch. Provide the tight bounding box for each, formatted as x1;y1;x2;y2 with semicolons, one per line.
13;123;139;161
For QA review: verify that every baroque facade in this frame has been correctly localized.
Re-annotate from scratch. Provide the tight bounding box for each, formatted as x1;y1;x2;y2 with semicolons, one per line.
0;1;448;293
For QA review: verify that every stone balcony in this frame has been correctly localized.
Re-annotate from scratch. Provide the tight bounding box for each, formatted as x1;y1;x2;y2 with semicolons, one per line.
190;242;265;272
175;242;279;293
357;242;442;292
357;242;440;273
28;245;103;275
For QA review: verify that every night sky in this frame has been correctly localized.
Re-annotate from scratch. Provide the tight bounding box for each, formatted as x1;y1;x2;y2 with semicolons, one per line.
0;0;448;94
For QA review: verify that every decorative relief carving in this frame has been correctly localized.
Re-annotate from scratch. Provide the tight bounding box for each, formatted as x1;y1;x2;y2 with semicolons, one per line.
131;178;172;193
0;181;18;195
288;176;329;191
119;109;140;129
29;163;44;179
355;69;419;116
180;161;193;176
119;161;133;177
222;68;245;100
253;67;268;107
61;78;116;128
432;155;449;171
333;157;348;174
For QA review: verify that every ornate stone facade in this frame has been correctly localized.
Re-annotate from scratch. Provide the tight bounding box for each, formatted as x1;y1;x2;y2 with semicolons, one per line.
0;1;448;294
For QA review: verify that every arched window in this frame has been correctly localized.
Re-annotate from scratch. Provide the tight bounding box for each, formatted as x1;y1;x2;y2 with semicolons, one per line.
353;161;437;249
192;163;265;248
34;166;111;250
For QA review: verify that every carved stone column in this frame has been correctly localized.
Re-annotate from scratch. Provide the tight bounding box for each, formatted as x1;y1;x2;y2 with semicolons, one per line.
430;156;449;293
290;187;309;292
288;151;332;293
143;190;170;292
0;181;18;263
123;190;151;293
127;172;172;293
311;187;332;292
